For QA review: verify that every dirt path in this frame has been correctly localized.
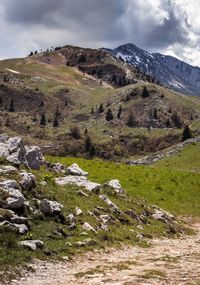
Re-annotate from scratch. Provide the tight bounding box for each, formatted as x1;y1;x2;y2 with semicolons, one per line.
10;221;200;285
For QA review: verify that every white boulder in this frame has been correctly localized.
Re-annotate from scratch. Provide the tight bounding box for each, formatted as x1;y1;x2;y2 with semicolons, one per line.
19;171;36;191
40;199;63;215
55;176;100;192
105;179;124;194
18;240;44;251
67;163;88;177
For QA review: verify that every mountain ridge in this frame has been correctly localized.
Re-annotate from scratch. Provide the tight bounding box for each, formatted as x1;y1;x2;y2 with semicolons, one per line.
107;43;200;96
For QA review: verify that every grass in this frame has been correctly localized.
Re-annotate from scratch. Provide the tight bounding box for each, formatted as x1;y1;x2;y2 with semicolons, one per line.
47;155;200;216
141;269;166;280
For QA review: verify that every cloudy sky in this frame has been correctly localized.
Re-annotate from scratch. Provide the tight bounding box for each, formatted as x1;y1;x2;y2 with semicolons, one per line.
0;0;199;66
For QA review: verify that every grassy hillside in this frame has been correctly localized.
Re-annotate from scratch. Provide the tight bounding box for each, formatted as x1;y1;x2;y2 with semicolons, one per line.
1;47;200;159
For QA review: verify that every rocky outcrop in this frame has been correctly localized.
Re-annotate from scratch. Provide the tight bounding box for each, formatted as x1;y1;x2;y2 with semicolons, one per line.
55;176;100;192
18;240;44;251
104;179;124;194
0;134;44;169
40;199;63;215
66;163;88;177
19;171;36;191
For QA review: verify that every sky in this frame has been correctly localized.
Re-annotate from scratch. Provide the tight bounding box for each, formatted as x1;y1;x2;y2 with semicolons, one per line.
0;0;200;66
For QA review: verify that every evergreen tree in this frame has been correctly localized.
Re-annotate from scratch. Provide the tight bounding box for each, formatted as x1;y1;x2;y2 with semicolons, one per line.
85;135;92;152
153;108;158;119
182;125;192;141
70;125;81;139
55;105;61;118
0;96;3;106
126;109;136;127
142;86;150;98
171;112;182;128
53;116;59;127
40;112;46;126
166;118;171;128
117;105;122;119
91;107;94;114
98;103;104;113
89;145;96;158
8;98;15;112
105;108;114;121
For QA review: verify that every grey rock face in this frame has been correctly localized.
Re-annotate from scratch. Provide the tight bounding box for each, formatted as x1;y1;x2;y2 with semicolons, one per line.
55;176;100;192
2;188;26;210
18;240;44;251
82;222;96;233
40;199;63;215
19;171;36;191
99;195;120;213
0;135;44;169
104;179;124;194
0;221;28;234
0;166;17;174
25;146;44;170
67;163;88;177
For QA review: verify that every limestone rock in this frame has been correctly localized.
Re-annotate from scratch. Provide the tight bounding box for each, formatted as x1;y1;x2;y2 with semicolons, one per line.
99;195;120;213
19;171;36;191
82;222;96;233
2;188;26;210
77;190;88;197
25;146;44;170
0;166;17;174
10;215;28;224
152;208;174;223
53;163;65;173
104;179;124;194
18;240;44;251
41;199;63;215
76;207;83;216
66;163;88;177
55;176;100;192
0;179;19;189
0;221;28;234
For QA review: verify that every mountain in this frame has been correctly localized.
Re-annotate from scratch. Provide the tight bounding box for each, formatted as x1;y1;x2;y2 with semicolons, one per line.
0;44;200;160
108;43;200;96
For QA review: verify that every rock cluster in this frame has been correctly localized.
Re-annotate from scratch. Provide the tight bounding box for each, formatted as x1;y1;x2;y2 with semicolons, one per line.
0;135;180;253
0;134;44;169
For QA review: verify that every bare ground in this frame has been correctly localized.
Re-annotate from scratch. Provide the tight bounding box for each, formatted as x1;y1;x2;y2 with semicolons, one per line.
9;219;200;285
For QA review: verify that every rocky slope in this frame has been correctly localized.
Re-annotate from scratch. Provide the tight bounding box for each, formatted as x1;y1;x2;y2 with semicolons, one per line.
0;134;183;284
108;43;200;96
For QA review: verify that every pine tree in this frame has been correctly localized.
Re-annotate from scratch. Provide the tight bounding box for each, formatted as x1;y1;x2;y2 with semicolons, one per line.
126;109;136;127
171;112;182;128
98;103;104;113
85;135;92;152
166;118;171;128
153;108;158;119
89;145;96;158
53;116;59;127
40;112;46;126
117;105;122;119
182;125;192;141
106;108;114;121
142;86;150;98
8;98;15;112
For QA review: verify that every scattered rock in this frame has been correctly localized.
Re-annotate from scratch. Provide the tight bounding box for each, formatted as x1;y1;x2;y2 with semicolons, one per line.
99;195;120;213
25;146;44;170
53;163;65;173
2;188;26;210
0;221;28;234
67;163;88;177
74;238;96;247
152;208;175;224
40;199;63;215
0;135;44;169
55;176;101;192
0;179;19;189
83;222;97;233
0;166;17;175
18;240;44;251
10;215;28;224
76;207;83;216
19;171;36;191
104;179;124;194
77;190;88;197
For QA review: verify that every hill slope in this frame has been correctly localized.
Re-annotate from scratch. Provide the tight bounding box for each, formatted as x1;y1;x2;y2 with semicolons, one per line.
0;45;200;159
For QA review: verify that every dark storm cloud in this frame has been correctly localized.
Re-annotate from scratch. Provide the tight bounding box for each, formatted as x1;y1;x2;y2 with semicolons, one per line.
0;0;199;64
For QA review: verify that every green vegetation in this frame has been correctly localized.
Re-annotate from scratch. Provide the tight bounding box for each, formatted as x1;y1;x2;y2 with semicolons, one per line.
48;155;200;216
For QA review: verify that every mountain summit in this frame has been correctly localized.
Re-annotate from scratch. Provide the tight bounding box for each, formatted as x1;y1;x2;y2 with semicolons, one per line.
108;43;200;96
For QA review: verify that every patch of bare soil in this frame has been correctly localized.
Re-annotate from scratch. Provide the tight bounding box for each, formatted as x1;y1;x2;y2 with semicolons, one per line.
9;220;200;285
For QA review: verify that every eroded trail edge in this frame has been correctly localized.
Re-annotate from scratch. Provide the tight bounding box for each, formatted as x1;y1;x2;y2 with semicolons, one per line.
10;220;200;285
